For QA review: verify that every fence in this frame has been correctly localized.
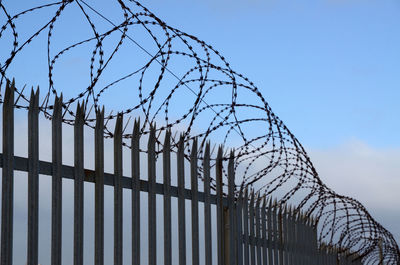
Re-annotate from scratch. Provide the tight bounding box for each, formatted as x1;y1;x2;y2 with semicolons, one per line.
0;83;364;265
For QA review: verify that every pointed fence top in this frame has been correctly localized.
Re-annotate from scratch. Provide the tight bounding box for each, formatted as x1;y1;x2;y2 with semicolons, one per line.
29;88;39;110
115;113;123;135
133;118;140;137
4;78;15;105
190;137;197;158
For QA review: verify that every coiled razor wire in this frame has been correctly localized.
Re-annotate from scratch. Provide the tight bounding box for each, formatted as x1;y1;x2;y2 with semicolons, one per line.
0;0;399;263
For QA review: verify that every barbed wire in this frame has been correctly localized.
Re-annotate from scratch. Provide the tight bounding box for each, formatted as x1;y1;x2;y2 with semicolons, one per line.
0;0;398;263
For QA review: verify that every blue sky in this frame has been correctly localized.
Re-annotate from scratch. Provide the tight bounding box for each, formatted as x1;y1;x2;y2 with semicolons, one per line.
2;0;399;149
141;0;400;149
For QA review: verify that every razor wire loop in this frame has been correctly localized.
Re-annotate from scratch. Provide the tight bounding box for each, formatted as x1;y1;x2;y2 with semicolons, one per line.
0;0;399;263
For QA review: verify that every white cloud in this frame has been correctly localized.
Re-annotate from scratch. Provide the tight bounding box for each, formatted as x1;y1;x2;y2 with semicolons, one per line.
307;139;400;244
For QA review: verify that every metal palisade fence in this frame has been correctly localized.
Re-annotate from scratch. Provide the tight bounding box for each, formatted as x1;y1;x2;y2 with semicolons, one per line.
0;82;368;265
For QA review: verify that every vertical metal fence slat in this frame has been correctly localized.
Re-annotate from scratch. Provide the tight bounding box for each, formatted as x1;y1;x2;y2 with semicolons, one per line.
312;219;317;265
287;207;293;265
308;217;312;265
283;206;289;265
114;114;123;265
1;80;14;265
321;246;325;265
309;218;313;265
224;207;229;265
177;136;186;265
298;215;302;265
315;220;319;265
327;247;329;265
73;102;84;265
306;218;310;265
332;246;336;265
249;192;255;265
255;196;261;265
203;143;212;265
131;119;140;265
304;216;308;265
325;246;329;265
294;212;302;263
299;213;304;265
148;125;157;265
27;89;39;265
191;139;200;265
305;217;310;264
95;108;105;265
216;147;224;265
291;210;295;265
328;246;331;265
312;218;318;265
51;95;63;265
293;212;299;265
272;201;279;265
294;209;299;265
267;199;273;265
327;245;330;265
163;130;172;265
303;215;308;265
326;247;329;265
261;198;267;265
310;217;313;265
236;190;243;265
278;207;283;265
243;189;249;265
310;217;318;264
228;151;235;265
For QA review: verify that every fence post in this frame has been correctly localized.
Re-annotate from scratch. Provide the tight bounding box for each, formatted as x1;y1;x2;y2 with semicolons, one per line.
228;150;236;265
1;79;14;265
255;194;261;265
335;247;339;265
272;199;279;265
114;114;123;265
224;207;230;265
148;124;157;265
191;138;200;265
203;142;212;265
312;217;319;265
249;192;255;265
177;135;186;265
216;147;224;265
283;205;289;265
237;189;243;265
290;207;295;265
243;189;250;265
51;94;63;265
261;198;267;265
278;205;284;265
95;107;105;265
27;88;39;265
132;119;141;265
267;199;273;265
379;238;384;265
163;130;172;265
73;102;84;265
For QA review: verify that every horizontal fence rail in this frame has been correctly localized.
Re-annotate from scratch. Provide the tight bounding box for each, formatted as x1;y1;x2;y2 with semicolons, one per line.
0;82;366;265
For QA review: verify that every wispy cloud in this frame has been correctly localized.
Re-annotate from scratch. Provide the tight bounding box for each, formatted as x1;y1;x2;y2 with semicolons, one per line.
308;139;400;243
